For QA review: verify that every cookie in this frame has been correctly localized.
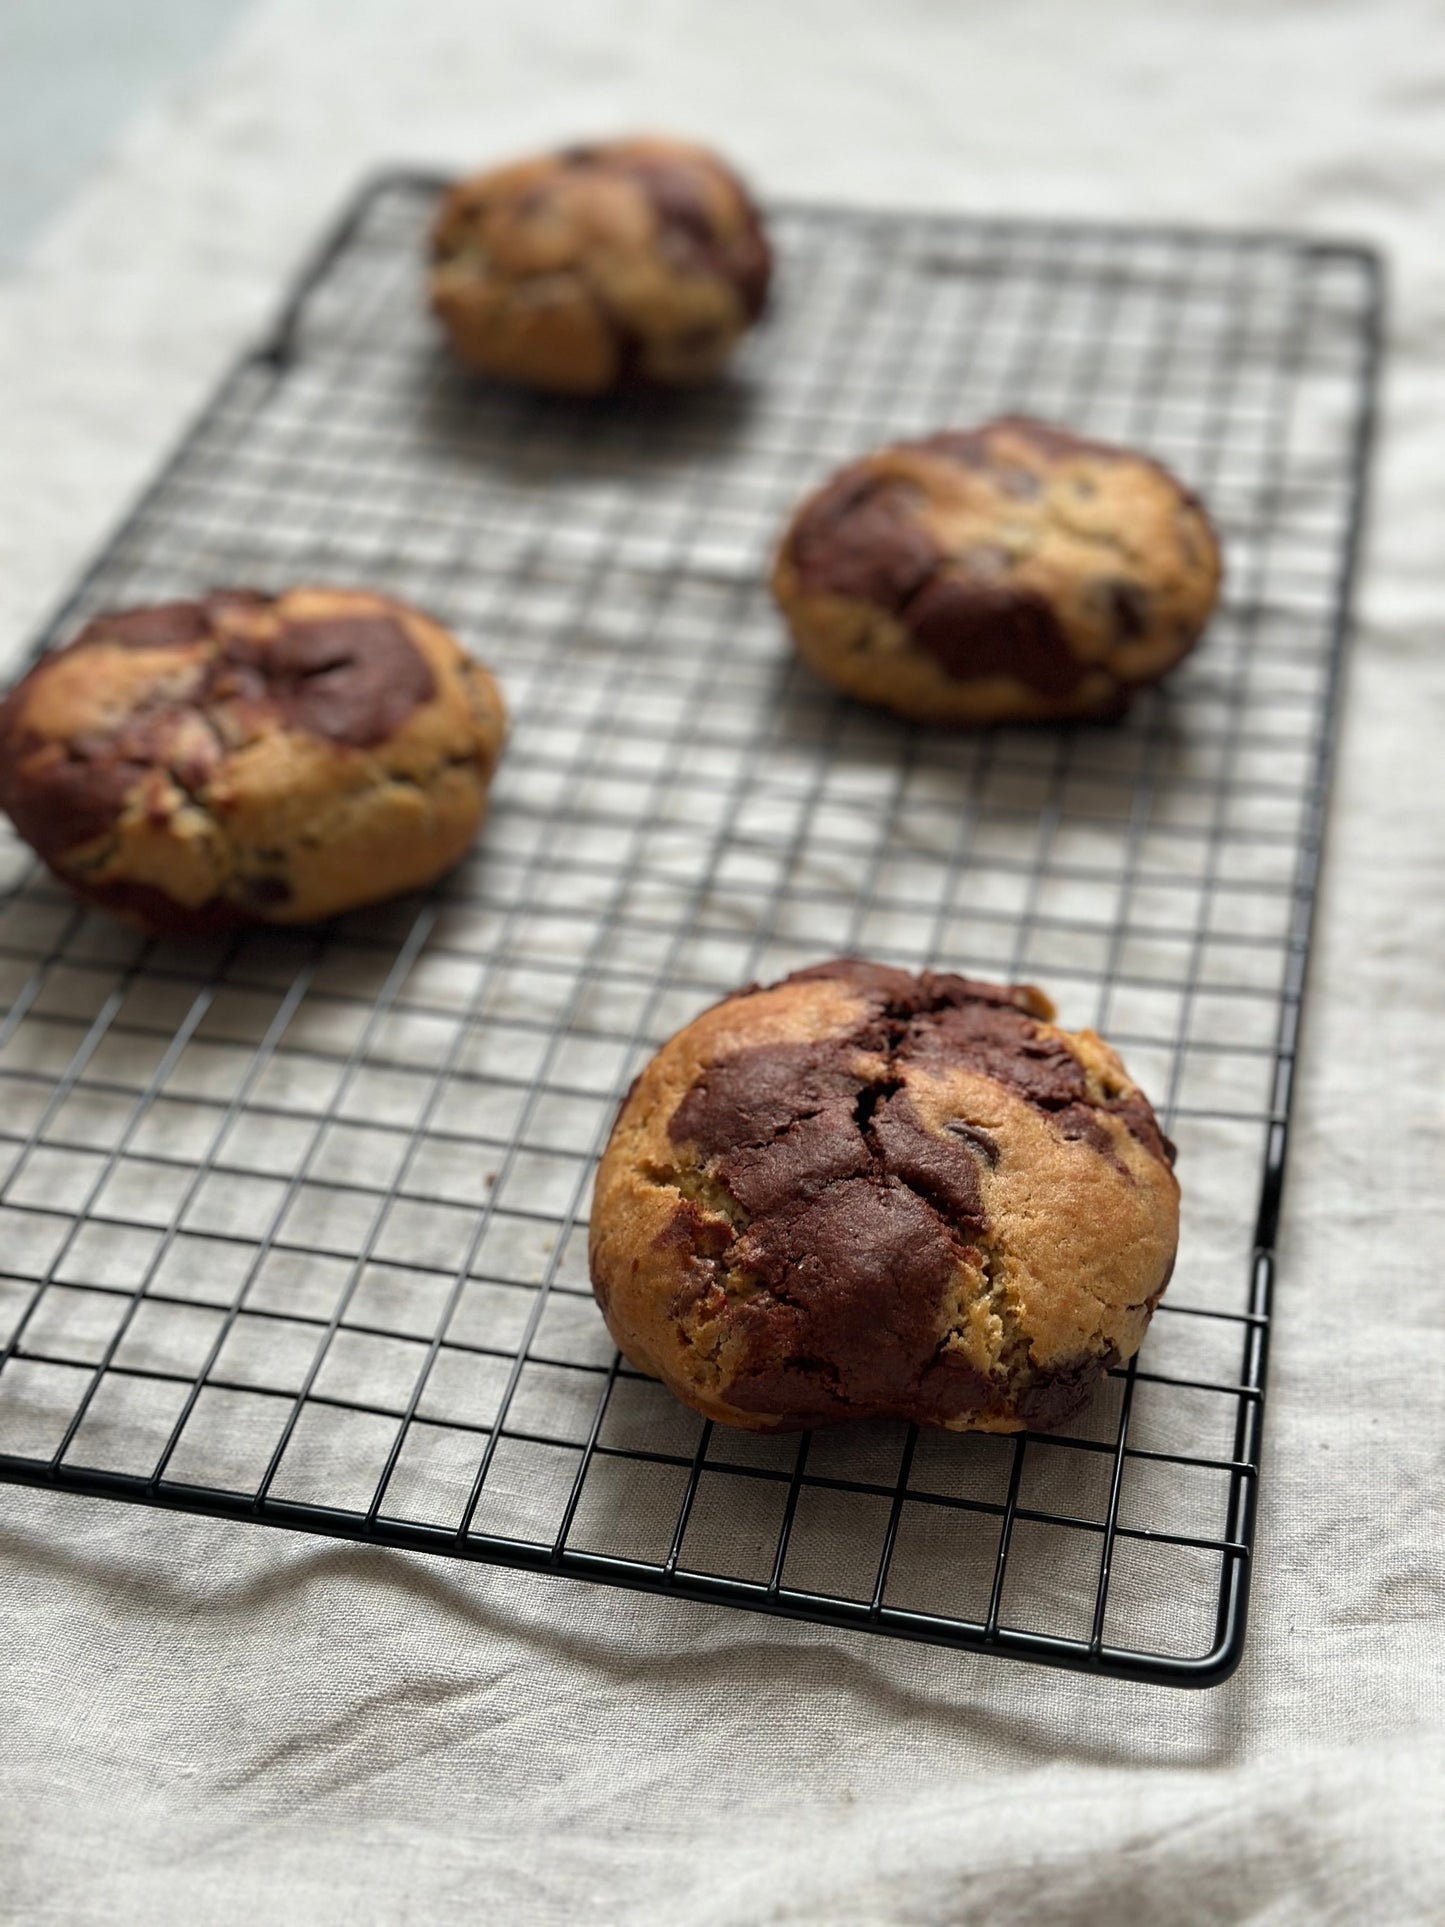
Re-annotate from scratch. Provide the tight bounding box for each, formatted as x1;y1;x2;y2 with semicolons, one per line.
430;135;771;393
772;417;1222;725
590;959;1178;1434
0;587;506;933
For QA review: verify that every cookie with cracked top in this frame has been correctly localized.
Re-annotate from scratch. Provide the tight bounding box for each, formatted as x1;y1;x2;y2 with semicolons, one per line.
589;958;1178;1434
0;587;506;933
772;417;1222;725
429;135;771;394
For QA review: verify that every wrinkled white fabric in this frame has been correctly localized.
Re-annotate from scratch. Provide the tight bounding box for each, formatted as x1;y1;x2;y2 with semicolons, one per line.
0;2;1442;1922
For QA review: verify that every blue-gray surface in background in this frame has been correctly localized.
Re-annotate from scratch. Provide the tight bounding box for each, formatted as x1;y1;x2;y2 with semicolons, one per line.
0;0;252;270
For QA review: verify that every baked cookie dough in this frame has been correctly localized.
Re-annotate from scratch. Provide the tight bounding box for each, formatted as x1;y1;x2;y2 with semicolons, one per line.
590;959;1178;1434
430;135;771;393
772;417;1222;725
0;587;506;933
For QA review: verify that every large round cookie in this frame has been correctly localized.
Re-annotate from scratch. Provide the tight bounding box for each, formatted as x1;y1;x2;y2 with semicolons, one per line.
430;135;771;393
0;587;507;933
590;959;1178;1434
772;417;1222;725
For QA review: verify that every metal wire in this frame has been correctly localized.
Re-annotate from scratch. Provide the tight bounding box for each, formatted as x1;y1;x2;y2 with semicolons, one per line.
0;176;1381;1686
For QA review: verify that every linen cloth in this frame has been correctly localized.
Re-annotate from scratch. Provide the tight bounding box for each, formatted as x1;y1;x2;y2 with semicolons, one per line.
0;2;1441;1920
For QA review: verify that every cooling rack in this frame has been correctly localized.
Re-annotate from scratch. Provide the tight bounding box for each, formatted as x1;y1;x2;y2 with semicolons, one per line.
0;174;1380;1685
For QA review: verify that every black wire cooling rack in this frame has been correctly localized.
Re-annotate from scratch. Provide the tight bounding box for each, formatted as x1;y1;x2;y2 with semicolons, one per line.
0;175;1380;1686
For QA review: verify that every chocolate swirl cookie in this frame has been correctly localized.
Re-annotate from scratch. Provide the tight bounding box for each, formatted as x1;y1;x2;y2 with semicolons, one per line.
0;587;506;932
590;959;1178;1434
772;417;1222;725
430;135;771;393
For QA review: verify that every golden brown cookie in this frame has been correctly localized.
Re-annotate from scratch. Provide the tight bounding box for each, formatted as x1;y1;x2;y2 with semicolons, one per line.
772;417;1222;725
0;587;506;933
590;959;1178;1434
430;135;771;394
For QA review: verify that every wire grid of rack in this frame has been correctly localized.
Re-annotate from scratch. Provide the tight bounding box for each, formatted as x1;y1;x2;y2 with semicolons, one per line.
0;175;1379;1685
